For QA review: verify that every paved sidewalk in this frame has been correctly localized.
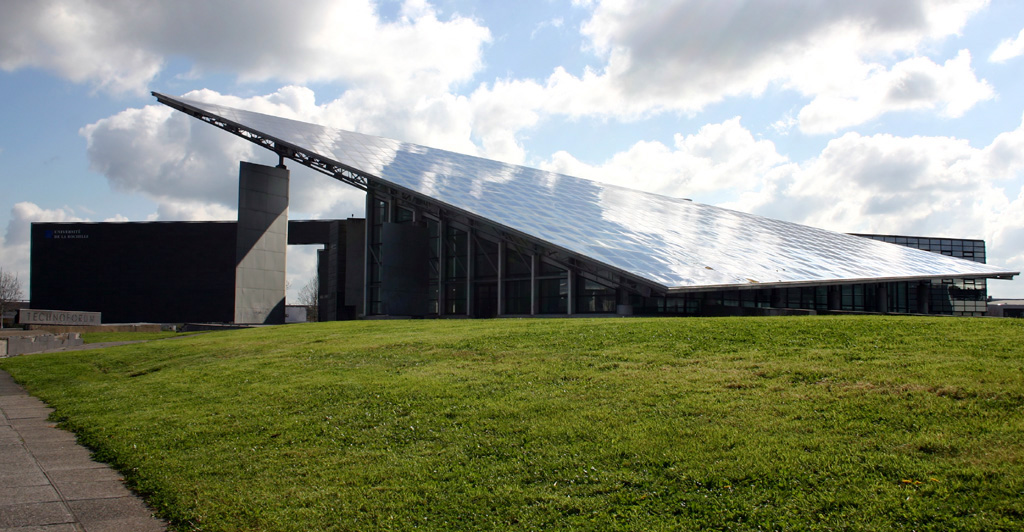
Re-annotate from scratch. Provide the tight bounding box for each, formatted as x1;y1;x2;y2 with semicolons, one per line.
0;369;168;532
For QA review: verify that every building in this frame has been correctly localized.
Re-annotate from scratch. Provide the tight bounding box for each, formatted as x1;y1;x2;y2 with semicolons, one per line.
30;219;362;324
853;234;989;316
27;93;1019;323
154;92;1017;319
987;299;1024;318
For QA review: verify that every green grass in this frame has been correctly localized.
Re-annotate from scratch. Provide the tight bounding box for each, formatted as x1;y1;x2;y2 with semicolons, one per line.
2;316;1023;531
81;331;201;344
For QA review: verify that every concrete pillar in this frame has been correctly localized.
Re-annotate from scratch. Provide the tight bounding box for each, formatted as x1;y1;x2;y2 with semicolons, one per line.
234;162;288;324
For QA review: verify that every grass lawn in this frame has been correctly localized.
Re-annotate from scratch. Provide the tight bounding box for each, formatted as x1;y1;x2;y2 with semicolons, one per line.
2;316;1023;531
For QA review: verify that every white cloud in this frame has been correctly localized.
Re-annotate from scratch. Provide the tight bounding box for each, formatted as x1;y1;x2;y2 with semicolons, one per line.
285;246;319;304
0;0;490;94
0;202;89;294
990;27;1024;62
530;17;564;39
540;117;786;199
535;113;1024;295
725;114;1024;293
80;103;253;208
463;0;992;133
80;87;423;222
151;201;237;222
797;50;992;134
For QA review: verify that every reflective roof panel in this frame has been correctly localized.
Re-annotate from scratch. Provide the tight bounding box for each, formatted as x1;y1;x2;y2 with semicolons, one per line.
154;93;1018;290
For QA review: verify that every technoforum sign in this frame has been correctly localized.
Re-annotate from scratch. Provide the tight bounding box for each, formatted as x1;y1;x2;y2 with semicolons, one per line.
19;309;101;326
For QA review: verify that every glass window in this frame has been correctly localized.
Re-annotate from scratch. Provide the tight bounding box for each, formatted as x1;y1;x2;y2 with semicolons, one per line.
396;206;414;223
539;261;566;276
505;280;531;314
505;248;532;278
445;226;467;281
474;238;499;280
539;278;568;314
445;282;466;315
577;279;616;313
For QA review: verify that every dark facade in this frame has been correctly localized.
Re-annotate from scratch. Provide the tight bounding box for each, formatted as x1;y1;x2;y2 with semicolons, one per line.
289;219;365;321
31;222;237;323
30;219;362;324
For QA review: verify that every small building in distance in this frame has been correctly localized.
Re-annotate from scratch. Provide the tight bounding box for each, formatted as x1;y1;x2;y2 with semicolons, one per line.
987;299;1024;318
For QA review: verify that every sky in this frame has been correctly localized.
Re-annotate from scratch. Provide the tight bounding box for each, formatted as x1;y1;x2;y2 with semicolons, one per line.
2;0;1024;302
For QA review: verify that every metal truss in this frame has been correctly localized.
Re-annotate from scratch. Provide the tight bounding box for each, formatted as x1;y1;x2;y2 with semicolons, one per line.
152;92;371;191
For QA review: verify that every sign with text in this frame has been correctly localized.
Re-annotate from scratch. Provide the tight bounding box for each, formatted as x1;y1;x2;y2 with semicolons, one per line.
19;309;101;326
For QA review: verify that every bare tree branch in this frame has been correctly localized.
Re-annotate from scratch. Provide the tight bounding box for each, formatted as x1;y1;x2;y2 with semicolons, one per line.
0;267;25;329
297;274;319;322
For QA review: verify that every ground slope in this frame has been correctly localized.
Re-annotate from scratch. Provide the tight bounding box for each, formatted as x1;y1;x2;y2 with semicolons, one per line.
2;316;1022;531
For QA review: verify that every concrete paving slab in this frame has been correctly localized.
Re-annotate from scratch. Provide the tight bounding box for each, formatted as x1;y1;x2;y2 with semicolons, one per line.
81;516;169;532
68;497;168;532
0;463;50;488
27;441;90;454
0;432;21;445
0;444;32;463
0;524;80;532
13;427;78;445
4;406;55;419
0;485;60;505
54;480;132;501
45;468;124;485
0;370;167;531
0;395;48;406
36;453;107;473
8;420;65;432
32;445;97;463
0;501;73;528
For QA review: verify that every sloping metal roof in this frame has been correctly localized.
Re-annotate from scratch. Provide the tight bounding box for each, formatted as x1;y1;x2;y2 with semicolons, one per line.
154;92;1018;291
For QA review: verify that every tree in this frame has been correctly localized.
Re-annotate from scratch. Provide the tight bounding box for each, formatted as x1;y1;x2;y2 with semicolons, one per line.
297;274;319;322
0;267;24;329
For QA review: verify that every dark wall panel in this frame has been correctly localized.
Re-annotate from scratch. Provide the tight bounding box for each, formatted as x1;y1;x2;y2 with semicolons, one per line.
31;222;237;323
380;222;428;316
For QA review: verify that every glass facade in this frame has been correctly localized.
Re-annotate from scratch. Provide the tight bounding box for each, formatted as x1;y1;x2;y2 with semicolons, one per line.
854;234;988;316
504;248;532;315
367;199;388;315
577;279;616;313
537;262;568;314
361;194;1001;318
444;225;468;315
155;94;1016;320
161;94;1016;295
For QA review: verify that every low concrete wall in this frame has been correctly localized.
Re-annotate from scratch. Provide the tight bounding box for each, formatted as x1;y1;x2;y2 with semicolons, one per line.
23;324;162;334
0;330;83;357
